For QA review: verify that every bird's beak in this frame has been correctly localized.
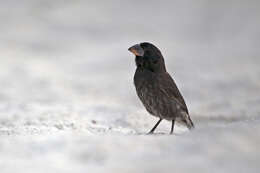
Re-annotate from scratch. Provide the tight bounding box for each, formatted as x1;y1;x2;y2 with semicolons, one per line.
128;44;144;56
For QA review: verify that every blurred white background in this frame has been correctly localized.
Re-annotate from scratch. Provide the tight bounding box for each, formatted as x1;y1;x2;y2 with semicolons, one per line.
0;0;259;173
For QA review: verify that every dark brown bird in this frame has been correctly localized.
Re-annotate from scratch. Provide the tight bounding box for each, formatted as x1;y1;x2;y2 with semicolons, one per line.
128;42;194;134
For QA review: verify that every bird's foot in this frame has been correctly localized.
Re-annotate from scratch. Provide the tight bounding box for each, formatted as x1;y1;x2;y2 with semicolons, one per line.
147;131;154;135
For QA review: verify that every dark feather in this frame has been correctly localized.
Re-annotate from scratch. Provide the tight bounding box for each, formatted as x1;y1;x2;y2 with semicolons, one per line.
130;42;194;132
157;72;189;114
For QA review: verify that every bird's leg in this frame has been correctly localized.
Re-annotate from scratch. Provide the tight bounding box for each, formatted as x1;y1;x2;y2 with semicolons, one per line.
148;118;162;134
170;119;175;134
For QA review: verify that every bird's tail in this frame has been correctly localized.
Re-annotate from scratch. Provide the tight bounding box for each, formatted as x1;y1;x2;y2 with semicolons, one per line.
181;112;195;130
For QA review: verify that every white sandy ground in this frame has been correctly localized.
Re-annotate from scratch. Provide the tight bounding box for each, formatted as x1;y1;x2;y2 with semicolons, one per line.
0;0;260;172
0;107;260;173
0;98;259;173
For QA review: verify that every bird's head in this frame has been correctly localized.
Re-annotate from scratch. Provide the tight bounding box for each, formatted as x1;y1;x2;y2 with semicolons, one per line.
128;42;166;73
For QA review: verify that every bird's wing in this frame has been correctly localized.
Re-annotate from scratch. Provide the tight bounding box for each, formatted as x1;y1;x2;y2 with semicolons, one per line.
157;72;189;114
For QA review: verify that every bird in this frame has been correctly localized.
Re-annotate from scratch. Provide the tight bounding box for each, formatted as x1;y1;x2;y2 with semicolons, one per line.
128;42;194;134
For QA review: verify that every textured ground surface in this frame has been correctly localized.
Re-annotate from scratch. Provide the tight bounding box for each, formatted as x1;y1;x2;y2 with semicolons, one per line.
0;1;260;173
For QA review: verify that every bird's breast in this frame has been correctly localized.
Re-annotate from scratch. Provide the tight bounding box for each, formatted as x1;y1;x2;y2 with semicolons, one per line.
134;69;161;115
